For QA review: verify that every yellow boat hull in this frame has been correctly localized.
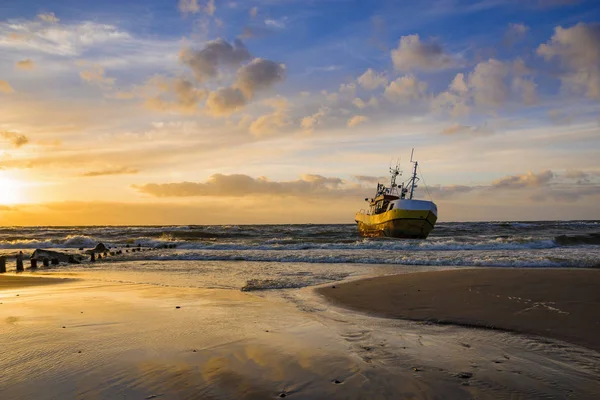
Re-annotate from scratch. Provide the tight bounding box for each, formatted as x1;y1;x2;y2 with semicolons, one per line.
355;208;437;239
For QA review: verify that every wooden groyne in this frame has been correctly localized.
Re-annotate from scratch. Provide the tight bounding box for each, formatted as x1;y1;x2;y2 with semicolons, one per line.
0;242;178;273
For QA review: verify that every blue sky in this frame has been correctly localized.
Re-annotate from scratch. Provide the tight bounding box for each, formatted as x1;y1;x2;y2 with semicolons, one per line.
0;0;599;224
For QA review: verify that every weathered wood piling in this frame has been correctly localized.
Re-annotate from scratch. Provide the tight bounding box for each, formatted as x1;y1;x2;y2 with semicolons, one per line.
16;252;24;272
0;256;6;273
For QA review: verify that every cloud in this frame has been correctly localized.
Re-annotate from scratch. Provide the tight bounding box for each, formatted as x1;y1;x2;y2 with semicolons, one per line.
205;0;216;16
82;167;139;177
505;23;529;45
249;97;290;136
357;68;388;90
0;18;130;56
301;107;329;131
37;12;59;23
561;169;598;184
179;38;251;83
265;18;287;29
178;0;200;14
353;175;386;184
512;77;537;105
180;42;284;116
79;65;115;87
132;173;345;197
492;170;554;189
347;115;369;128
441;123;493;135
239;25;273;39
145;77;207;114
384;75;427;102
468;59;510;107
563;170;589;181
548;109;574;125
236;58;286;99
352;96;378;109
391;34;454;71
449;73;468;93
1;131;29;148
431;73;471;117
205;87;247;116
339;82;356;98
15;59;35;70
0;80;14;93
537;23;600;99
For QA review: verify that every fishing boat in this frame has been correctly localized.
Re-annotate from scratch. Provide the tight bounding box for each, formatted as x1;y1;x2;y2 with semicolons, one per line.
355;150;438;239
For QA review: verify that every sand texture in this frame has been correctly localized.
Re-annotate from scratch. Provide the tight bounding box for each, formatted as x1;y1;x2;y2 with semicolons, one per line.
1;269;600;399
318;268;600;352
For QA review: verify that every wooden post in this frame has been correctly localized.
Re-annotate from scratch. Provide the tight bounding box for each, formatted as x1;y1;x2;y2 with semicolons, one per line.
0;256;6;273
16;253;24;272
42;258;49;267
30;259;38;269
90;253;95;262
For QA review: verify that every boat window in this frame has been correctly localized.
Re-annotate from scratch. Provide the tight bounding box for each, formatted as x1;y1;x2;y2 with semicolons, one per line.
388;203;394;211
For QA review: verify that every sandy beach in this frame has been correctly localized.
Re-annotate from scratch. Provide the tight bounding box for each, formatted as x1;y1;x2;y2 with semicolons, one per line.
1;268;600;399
318;268;600;352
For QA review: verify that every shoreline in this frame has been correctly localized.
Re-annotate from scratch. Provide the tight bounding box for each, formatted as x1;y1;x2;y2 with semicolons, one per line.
317;268;600;352
1;268;600;398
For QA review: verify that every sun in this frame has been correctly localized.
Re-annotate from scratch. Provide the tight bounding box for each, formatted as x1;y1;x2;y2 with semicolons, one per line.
0;174;22;204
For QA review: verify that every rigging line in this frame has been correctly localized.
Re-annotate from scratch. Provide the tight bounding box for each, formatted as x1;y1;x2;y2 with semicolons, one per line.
418;164;434;202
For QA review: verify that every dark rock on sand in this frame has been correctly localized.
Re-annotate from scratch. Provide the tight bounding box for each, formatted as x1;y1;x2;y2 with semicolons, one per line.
31;249;74;264
86;243;109;254
456;372;473;379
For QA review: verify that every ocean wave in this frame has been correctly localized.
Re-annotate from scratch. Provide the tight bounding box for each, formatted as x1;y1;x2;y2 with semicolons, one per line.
0;235;581;252
136;248;600;269
241;272;351;291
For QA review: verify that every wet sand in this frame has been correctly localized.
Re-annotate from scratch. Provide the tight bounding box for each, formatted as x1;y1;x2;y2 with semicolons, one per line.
318;268;600;352
1;271;599;399
0;274;75;289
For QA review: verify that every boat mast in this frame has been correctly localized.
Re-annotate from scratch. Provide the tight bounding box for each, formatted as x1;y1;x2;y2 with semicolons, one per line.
389;161;401;197
409;148;419;200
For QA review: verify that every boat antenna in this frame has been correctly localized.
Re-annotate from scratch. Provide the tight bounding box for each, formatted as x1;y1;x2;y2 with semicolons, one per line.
409;148;419;200
389;158;402;196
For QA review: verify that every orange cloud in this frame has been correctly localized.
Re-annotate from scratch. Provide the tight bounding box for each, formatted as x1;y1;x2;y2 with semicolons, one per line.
16;59;36;70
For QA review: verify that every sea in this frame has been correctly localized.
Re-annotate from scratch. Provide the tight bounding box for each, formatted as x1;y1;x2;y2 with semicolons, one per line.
1;221;599;290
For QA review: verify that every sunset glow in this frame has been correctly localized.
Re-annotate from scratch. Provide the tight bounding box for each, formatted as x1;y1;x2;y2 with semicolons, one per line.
0;1;598;225
0;174;22;204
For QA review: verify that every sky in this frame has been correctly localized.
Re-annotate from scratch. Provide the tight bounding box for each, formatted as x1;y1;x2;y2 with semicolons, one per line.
0;0;599;225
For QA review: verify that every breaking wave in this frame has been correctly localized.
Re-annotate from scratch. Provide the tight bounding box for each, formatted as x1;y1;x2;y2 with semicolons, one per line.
140;248;600;269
